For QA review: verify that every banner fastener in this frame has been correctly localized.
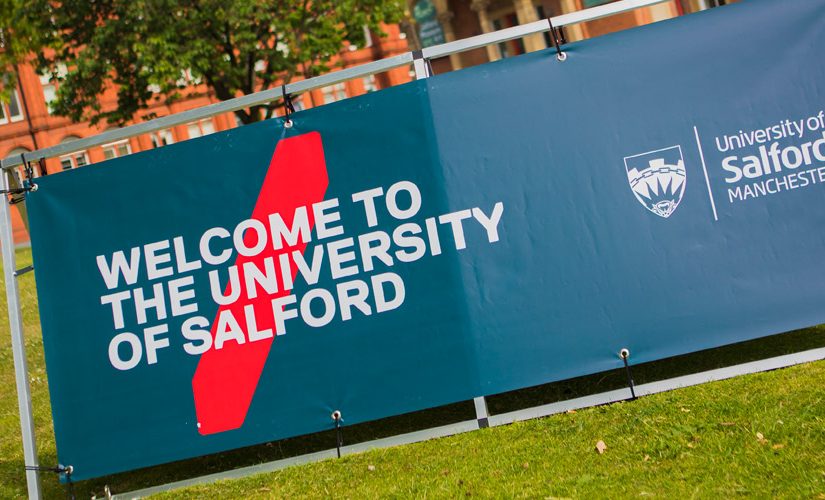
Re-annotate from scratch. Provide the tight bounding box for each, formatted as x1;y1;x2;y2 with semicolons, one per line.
331;410;343;458
1;153;39;199
13;265;33;277
620;348;637;400
281;84;295;129
547;18;567;62
24;464;75;499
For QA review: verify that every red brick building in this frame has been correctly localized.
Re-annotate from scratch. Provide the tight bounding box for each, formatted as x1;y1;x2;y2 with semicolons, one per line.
2;1;721;244
0;24;412;244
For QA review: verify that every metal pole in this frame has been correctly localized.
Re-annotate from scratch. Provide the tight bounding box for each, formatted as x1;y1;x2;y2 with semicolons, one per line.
412;50;431;80
473;396;490;428
0;177;42;499
0;0;670;171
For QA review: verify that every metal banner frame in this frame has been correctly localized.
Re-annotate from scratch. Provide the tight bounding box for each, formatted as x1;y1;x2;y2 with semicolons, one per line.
8;1;800;497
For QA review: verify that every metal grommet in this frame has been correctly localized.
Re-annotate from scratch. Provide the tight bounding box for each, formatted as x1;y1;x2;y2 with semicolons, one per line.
620;348;630;359
557;51;567;62
29;183;38;192
331;410;342;421
65;465;73;475
284;119;294;129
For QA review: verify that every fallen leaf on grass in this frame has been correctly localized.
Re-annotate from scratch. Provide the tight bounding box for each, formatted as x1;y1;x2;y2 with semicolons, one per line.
720;422;735;426
772;444;785;450
756;432;768;444
680;407;690;413
522;462;530;469
367;465;375;471
566;409;577;414
595;440;607;454
643;455;651;462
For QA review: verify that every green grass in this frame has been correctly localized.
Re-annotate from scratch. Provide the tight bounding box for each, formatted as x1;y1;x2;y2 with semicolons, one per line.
160;361;825;499
1;246;824;498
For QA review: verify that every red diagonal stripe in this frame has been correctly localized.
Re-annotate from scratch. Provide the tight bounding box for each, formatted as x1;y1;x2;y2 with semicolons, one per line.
192;131;328;435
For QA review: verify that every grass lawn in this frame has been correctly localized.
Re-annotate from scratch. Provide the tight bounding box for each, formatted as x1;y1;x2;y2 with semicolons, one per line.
161;360;825;499
1;246;824;498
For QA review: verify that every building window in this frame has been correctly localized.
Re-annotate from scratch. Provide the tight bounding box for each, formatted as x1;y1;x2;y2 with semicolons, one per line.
102;140;132;160
150;129;175;148
362;75;378;93
5;147;33;185
187;119;216;139
59;152;89;170
42;84;57;114
58;136;89;170
322;83;347;104
0;90;24;125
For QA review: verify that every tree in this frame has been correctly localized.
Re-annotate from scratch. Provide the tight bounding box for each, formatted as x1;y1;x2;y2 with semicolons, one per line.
0;0;43;102
24;0;405;125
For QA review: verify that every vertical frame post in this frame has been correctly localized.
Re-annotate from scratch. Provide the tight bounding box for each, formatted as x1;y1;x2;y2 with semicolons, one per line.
473;396;490;428
0;170;42;499
412;50;431;80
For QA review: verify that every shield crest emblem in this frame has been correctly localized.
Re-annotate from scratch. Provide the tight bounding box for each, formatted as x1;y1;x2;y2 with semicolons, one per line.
623;146;686;218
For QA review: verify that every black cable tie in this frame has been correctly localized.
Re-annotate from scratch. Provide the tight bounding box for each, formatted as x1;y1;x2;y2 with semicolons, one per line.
23;153;33;184
14;265;33;277
331;410;343;458
25;464;75;499
282;84;295;128
620;348;637;400
547;18;567;62
2;153;38;198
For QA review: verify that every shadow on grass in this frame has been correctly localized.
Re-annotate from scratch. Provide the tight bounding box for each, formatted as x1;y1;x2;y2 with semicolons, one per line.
67;326;825;498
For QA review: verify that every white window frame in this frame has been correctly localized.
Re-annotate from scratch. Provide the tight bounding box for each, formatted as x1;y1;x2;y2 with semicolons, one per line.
0;89;24;125
322;83;347;104
42;84;57;115
59;151;90;170
187;119;216;139
150;129;175;148
102;139;132;160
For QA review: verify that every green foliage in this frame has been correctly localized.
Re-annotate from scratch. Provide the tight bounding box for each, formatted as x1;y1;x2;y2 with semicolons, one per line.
22;0;404;125
160;360;825;498
0;0;44;102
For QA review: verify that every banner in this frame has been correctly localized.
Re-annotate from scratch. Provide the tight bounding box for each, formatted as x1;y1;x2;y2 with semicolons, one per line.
27;0;825;480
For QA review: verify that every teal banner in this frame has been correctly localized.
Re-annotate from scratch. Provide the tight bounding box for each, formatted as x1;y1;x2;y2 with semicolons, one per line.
27;0;825;480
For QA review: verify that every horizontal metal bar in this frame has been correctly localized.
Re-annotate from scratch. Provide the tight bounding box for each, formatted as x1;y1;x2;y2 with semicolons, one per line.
553;0;671;27
113;420;479;499
1;51;414;170
422;0;669;59
111;346;825;499
1;0;670;171
423;19;550;60
489;346;825;427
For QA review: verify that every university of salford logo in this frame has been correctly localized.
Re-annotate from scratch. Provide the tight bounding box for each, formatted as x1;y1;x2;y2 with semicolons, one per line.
623;146;687;218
